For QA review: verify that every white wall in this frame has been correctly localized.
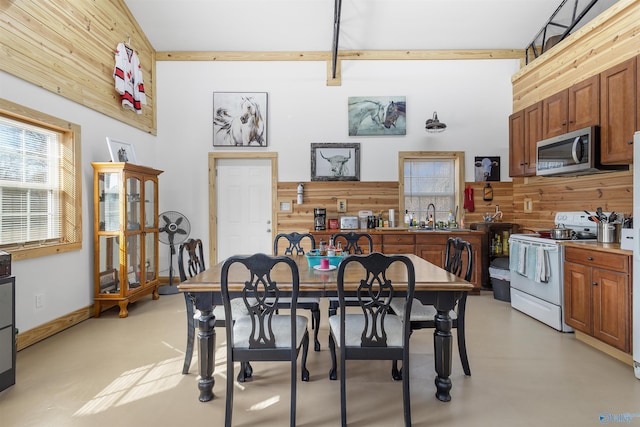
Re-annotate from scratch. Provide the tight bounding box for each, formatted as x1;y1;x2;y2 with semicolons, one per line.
0;71;158;332
155;59;519;262
0;57;518;333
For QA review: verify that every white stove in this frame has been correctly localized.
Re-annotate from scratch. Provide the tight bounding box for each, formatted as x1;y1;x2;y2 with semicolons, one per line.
508;211;602;332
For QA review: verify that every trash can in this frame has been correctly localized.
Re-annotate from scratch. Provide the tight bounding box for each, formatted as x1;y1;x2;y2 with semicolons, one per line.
489;257;511;302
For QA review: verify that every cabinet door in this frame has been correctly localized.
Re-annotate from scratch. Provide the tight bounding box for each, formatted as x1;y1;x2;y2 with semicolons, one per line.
568;75;599;131
508;110;525;177
416;246;446;269
600;57;636;164
563;261;591;333
542;90;568;139
523;102;542;175
592;268;630;352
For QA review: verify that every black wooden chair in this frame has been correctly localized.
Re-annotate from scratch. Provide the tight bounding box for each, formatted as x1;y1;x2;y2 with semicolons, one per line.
273;232;322;351
390;236;473;377
178;238;252;380
328;253;415;427
327;231;374;317
221;253;310;427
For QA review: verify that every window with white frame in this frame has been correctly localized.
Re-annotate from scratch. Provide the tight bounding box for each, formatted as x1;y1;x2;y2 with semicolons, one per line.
400;152;464;226
0;99;82;259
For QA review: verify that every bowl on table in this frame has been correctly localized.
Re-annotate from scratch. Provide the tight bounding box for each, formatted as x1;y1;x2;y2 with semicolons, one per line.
305;251;345;268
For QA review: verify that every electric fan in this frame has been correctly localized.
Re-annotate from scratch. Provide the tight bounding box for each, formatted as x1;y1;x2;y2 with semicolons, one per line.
158;211;191;295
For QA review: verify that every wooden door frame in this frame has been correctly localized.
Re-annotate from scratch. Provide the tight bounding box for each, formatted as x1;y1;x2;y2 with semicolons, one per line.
208;152;278;267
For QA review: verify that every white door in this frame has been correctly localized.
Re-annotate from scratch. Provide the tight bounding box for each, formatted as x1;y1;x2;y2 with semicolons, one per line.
216;158;273;263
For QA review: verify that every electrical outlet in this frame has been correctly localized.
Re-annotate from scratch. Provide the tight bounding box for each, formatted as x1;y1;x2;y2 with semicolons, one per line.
337;199;347;213
35;293;44;309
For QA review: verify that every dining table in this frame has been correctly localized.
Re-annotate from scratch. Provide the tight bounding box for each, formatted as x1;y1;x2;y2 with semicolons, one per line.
178;253;473;403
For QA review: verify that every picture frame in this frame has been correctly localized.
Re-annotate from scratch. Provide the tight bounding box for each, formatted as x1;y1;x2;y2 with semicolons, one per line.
348;96;406;136
474;156;501;182
311;143;360;181
106;137;138;164
213;92;268;147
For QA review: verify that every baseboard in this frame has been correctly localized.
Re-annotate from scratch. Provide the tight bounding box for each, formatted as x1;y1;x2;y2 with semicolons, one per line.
16;306;93;351
574;330;633;366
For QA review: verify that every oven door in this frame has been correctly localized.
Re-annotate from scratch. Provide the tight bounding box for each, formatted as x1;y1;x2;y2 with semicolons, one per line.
509;239;561;305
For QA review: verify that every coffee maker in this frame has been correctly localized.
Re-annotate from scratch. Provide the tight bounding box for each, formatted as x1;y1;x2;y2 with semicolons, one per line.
314;208;326;231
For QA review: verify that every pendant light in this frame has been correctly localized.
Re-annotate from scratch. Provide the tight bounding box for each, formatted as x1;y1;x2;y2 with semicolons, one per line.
425;111;447;133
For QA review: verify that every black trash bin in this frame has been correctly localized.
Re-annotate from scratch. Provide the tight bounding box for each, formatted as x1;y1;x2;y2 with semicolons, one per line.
489;257;511;302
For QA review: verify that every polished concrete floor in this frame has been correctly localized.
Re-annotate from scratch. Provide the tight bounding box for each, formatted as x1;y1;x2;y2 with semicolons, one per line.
2;291;640;426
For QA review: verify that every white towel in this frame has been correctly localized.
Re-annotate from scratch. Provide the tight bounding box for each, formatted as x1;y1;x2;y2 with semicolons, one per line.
518;243;527;276
534;246;549;283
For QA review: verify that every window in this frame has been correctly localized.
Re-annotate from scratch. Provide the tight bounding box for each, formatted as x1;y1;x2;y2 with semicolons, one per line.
0;99;82;259
399;152;465;225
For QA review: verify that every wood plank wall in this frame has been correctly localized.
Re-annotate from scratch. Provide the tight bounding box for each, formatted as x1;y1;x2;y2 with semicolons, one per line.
512;0;640;112
0;0;156;134
276;180;517;233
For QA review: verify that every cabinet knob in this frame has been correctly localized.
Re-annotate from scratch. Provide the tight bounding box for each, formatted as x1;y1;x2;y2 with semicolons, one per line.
628;140;633;145
587;257;593;261
592;282;598;286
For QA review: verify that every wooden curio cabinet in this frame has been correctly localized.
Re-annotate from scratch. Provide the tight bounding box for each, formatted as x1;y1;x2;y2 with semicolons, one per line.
92;162;163;318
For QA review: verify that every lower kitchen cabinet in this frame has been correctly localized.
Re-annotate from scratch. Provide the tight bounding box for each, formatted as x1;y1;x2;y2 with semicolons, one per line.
564;246;631;353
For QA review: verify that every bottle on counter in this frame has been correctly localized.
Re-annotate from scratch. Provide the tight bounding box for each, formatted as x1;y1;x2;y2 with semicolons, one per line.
404;210;411;226
319;239;327;256
378;212;384;228
495;234;502;255
447;210;455;228
327;238;335;256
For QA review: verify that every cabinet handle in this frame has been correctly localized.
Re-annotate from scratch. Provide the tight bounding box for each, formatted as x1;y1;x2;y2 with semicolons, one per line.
592;282;598;286
628;140;633;145
586;257;593;261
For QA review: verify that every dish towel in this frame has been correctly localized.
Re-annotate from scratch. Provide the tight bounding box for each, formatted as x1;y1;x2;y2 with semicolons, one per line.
535;247;549;283
525;245;537;281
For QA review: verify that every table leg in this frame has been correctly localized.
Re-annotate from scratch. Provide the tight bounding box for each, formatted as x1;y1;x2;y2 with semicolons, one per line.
433;292;457;402
195;292;216;402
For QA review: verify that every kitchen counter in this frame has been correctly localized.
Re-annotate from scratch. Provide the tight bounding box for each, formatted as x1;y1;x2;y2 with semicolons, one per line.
310;228;484;235
560;240;632;256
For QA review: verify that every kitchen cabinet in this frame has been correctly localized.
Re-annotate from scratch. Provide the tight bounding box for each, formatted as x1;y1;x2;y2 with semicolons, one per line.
0;276;15;392
92;162;163;318
564;246;631;353
382;233;415;254
509;102;541;177
600;57;636;165
542;75;600;139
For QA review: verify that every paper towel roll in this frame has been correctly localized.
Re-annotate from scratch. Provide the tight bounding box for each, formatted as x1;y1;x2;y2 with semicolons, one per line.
389;209;395;222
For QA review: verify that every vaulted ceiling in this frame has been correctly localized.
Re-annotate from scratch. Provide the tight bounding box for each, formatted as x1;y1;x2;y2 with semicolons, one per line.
123;0;617;53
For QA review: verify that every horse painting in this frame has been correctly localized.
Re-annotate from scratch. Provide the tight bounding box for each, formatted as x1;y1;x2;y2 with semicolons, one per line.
213;93;267;146
348;96;406;136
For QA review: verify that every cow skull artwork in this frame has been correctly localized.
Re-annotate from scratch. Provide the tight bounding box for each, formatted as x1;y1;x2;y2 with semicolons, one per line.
311;143;360;181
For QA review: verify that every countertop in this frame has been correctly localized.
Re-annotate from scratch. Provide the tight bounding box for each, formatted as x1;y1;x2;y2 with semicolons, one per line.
560;240;632;256
310;228;485;235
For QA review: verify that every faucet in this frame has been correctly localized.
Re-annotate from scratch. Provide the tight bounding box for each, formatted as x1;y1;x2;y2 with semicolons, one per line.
427;203;436;228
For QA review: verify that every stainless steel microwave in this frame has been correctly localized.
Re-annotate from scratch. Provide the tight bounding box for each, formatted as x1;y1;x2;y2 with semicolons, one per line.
536;126;624;176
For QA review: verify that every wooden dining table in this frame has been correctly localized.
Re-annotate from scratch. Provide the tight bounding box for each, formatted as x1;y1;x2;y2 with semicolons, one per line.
179;253;473;403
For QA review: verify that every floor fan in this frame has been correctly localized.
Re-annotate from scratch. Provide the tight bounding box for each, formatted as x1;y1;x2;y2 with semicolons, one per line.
158;211;191;295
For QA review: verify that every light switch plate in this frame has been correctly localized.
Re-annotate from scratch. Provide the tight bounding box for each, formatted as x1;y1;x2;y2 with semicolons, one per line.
337;199;347;213
279;201;292;212
524;198;533;213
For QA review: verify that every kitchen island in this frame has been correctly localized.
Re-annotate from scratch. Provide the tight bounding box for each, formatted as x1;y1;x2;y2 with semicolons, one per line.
310;228;486;292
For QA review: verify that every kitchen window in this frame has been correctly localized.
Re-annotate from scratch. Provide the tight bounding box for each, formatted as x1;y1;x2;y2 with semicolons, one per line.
0;99;82;259
399;152;465;225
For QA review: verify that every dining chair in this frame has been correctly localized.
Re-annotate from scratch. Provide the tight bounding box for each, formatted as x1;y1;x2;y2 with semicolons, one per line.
221;253;310;427
327;231;375;317
178;238;252;381
273;232;322;351
328;252;415;427
390;236;473;377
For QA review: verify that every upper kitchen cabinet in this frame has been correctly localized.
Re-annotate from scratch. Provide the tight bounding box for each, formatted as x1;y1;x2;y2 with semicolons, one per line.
509;102;541;177
600;57;637;165
543;75;600;139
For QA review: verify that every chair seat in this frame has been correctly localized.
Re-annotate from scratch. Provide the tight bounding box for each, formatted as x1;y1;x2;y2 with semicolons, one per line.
389;298;457;322
328;314;404;347
232;315;309;348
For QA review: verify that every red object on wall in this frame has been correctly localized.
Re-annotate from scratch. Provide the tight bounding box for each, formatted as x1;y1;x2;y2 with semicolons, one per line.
464;185;475;212
328;218;339;229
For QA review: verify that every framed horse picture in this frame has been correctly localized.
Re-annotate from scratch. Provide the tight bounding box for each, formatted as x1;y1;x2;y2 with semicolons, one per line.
311;143;360;181
213;92;268;146
348;96;406;136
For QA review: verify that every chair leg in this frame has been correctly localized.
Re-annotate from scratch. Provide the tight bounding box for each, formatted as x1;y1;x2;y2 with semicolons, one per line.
301;332;310;382
312;304;321;352
457;320;471;376
237;362;254;382
328;300;338;317
391;360;402;380
182;294;195;374
225;357;234;427
291;348;298;427
402;353;412;427
340;347;347;427
328;333;337;380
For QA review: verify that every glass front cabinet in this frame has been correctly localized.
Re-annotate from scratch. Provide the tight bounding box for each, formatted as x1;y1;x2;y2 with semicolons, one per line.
92;162;163;318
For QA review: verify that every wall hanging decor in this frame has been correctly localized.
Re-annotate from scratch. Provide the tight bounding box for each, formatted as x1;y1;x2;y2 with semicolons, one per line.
213;92;267;146
474;156;500;181
348;96;406;136
311;143;360;181
113;40;146;114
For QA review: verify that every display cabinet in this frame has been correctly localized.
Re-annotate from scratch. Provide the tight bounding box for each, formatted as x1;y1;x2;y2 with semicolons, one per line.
0;276;15;392
92;162;163;318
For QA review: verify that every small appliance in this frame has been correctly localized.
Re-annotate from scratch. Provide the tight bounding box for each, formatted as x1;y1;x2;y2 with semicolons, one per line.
339;216;359;230
314;208;326;231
